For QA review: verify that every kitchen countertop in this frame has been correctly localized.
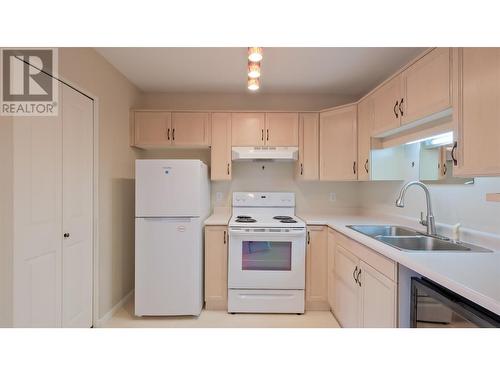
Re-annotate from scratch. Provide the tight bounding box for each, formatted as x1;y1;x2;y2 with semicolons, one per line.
298;213;500;316
204;211;231;226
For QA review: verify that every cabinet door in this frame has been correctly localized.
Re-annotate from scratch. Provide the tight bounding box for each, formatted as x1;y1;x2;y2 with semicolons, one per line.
319;105;357;181
371;75;402;135
327;228;336;311
455;48;500;176
171;112;211;146
134;111;171;146
231;113;265;146
359;261;396;328
297;113;319;180
265;112;299;146
306;226;329;310
402;48;452;125
334;243;359;328
357;98;372;181
204;226;228;310
210;113;232;181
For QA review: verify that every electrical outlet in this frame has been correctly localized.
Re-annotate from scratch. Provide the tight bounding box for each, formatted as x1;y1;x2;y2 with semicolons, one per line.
216;192;223;202
329;192;336;202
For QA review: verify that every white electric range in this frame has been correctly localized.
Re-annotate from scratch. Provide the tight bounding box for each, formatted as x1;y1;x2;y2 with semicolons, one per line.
228;192;306;314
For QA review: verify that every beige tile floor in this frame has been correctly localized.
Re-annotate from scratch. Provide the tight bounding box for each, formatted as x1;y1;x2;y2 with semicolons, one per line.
102;297;341;328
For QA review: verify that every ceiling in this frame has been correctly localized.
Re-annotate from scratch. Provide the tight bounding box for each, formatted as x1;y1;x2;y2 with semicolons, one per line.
96;47;426;96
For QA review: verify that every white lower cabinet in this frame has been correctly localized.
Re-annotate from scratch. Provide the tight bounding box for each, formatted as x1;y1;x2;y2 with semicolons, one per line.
332;231;397;328
359;261;397;328
333;243;360;327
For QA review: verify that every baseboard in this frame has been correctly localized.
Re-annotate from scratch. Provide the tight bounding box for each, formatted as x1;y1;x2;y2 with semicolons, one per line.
94;289;134;328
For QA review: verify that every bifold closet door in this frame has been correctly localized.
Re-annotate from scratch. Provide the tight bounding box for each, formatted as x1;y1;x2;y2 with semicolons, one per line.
13;85;63;327
61;84;93;328
13;81;93;327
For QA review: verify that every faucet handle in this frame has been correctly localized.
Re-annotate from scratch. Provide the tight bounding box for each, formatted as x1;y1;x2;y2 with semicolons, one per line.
419;211;428;226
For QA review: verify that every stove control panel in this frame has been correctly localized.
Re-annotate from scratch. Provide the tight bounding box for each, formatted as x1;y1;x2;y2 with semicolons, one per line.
233;192;295;207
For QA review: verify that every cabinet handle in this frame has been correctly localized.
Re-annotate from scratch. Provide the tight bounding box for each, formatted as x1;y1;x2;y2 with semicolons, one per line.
172;128;175;141
353;266;358;283
399;98;404;116
223;230;226;244
307;231;310;245
451;141;458;166
300;163;303;175
393;100;399;118
357;268;362;287
443;163;447;175
227;163;230;175
266;129;269;141
167;128;170;140
261;129;264;141
364;158;369;173
353;161;356;175
63;233;70;238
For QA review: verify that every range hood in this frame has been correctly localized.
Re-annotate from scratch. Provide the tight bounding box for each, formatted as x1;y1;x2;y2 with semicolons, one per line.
231;146;298;161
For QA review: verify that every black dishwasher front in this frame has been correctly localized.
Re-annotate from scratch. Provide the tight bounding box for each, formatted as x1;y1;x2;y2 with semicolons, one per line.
411;277;500;328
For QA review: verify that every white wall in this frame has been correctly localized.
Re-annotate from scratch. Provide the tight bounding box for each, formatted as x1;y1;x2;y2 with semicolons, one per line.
59;48;143;320
213;162;361;214
0;116;13;327
360;172;500;235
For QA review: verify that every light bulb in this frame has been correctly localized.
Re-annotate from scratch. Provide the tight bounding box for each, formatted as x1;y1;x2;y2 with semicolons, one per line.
248;47;263;62
248;78;259;91
248;62;261;78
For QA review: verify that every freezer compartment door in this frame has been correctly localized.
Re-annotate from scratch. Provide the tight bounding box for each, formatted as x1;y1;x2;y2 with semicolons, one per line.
135;217;203;316
135;159;204;217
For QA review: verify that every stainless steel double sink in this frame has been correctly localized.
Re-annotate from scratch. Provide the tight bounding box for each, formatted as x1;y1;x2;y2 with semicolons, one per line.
346;225;492;253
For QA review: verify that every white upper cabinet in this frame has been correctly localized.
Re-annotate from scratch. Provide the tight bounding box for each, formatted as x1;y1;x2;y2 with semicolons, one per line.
265;112;299;146
231;113;266;146
454;47;500;177
402;48;452;125
320;105;357;181
371;75;403;136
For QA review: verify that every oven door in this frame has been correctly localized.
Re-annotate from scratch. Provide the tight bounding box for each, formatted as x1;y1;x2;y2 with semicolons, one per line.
228;227;306;290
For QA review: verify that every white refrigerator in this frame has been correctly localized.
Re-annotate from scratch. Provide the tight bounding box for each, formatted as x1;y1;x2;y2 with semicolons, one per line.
135;159;210;316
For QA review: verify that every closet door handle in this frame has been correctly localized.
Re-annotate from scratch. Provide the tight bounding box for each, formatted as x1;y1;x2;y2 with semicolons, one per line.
167;128;170;140
172;128;175;141
353;161;357;175
223;230;226;244
364;158;369;173
393;100;399;118
227;163;230;175
399;98;404;117
266;129;269;141
300;163;304;175
261;129;264;141
307;231;310;245
451;141;458;166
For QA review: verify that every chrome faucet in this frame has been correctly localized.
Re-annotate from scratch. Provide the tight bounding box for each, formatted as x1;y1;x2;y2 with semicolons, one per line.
395;181;437;236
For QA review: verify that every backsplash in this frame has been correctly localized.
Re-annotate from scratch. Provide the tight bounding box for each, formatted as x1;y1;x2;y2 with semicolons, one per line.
212;161;361;214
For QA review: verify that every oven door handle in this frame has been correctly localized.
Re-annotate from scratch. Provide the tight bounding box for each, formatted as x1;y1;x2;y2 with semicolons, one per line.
228;229;306;237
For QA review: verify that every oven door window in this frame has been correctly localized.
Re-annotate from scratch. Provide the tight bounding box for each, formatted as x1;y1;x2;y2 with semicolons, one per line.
242;241;292;271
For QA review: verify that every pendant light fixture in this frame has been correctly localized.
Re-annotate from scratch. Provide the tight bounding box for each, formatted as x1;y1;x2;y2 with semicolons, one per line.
247;47;263;91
